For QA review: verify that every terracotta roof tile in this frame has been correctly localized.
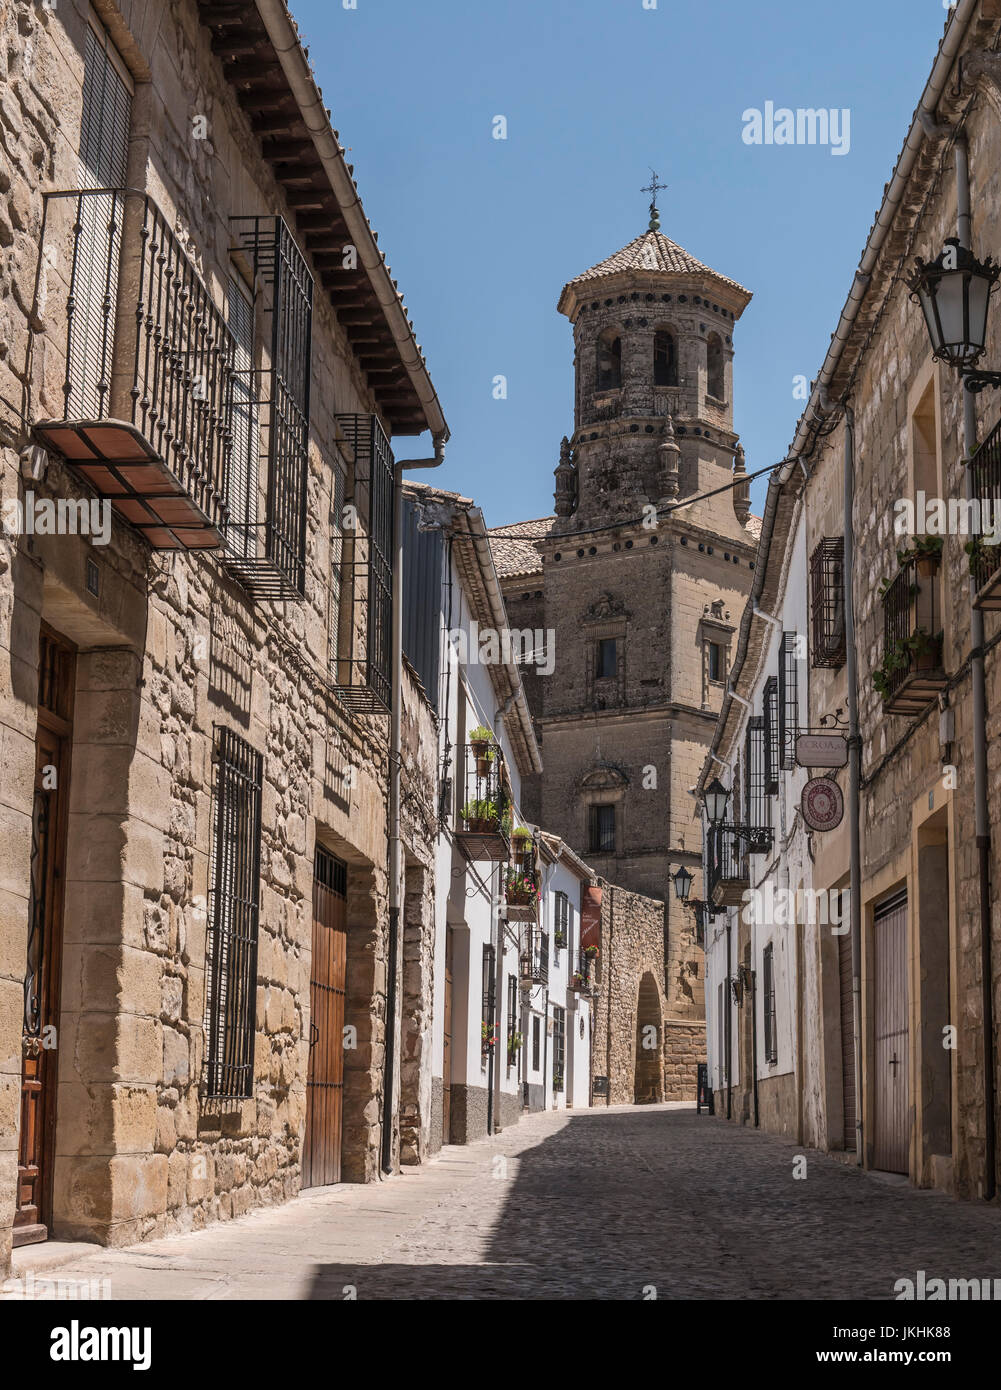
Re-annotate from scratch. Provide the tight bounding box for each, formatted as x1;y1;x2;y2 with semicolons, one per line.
564;230;750;299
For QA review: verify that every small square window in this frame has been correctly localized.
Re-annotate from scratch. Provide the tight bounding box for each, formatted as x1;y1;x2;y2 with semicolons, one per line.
708;642;723;682
597;637;617;679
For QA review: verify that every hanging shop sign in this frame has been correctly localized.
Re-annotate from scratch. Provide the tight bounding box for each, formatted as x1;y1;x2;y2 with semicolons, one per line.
802;776;845;832
795;732;848;769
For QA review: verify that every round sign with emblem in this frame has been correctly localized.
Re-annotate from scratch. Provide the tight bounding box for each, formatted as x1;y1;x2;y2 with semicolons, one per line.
802;777;844;831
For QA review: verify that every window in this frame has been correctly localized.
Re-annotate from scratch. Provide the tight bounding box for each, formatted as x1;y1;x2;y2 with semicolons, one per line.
596;637;617;679
73;20;132;418
763;944;777;1064
481;944;495;1053
597;329;622;390
589;804;616;854
743;716;770;845
707;641;723;683
328;462;347;677
707;332;725;400
229;217;314;599
506;975;518;1070
552;1007;566;1092
777;632;799;770
205;728;263;1099
810;537;846;668
654;329;677;386
763;676;779;794
532;1013;541;1070
554;891;569;950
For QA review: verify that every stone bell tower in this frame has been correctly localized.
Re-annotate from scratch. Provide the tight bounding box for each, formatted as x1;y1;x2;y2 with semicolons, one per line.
495;193;761;902
491;187;763;1103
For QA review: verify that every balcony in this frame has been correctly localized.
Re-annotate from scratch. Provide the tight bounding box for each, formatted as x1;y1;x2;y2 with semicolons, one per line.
455;738;510;861
875;549;948;714
570;947;598;995
34;188;234;550
520;927;549;986
968;418;1001;611
707;824;749;908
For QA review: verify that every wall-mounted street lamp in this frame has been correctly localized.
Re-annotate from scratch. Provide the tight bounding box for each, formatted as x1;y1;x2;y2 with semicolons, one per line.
702;777;731;825
909;237;1001;392
671;866;724;945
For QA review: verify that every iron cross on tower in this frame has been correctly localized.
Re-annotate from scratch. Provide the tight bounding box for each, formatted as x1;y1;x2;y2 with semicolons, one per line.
641;170;667;231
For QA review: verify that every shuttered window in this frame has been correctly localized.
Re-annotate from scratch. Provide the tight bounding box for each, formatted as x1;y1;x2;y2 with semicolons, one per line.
481;944;495;1047
205;729;263;1100
226;273;259;559
506;975;518;1069
763;944;778;1065
73;20;132;417
402;497;443;713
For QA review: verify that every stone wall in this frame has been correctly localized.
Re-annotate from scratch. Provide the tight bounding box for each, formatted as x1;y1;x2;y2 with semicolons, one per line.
591;881;705;1106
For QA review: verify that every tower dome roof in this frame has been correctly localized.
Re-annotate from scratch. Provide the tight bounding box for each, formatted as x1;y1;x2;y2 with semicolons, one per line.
558;229;751;316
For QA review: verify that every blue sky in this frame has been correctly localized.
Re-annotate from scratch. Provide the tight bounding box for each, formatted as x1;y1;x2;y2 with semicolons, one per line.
295;0;953;526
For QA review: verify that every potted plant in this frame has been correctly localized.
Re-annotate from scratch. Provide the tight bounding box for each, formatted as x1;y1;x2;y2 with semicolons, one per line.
481;1020;496;1056
507;1030;523;1063
462;798;502;833
505;870;539;906
469;725;495;774
553;1071;564;1093
905;627;941;672
965;535;1001;582
896;535;943;577
583;944;600;959
571;970;586;991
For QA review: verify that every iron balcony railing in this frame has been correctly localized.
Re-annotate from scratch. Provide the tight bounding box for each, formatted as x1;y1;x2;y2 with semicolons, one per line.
34;187;235;549
520;927;549;986
570;947;598;993
455;740;510;861
879;552;947;713
968;417;1001;610
706;824;749;908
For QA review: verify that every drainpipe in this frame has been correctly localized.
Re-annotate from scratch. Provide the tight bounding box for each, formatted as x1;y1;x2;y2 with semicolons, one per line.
844;404;864;1167
382;438;446;1177
955;139;996;1201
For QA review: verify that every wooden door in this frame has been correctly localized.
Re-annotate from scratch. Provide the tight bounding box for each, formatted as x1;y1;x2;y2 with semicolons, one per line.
16;626;75;1246
303;847;347;1187
442;928;453;1145
838;927;856;1152
873;893;909;1174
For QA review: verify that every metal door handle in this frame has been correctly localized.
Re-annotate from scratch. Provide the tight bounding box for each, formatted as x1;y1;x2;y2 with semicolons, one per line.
309;1022;319;1049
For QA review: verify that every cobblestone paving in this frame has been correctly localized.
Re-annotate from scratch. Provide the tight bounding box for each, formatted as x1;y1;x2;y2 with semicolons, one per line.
7;1104;1001;1300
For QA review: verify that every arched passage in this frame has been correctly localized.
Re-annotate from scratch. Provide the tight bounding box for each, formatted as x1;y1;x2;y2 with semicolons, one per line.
634;971;664;1103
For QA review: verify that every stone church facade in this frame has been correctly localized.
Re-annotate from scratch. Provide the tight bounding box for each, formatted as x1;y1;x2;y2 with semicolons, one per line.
491;217;761;1102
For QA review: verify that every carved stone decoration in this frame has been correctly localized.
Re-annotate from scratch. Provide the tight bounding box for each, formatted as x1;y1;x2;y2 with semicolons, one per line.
583;591;629;624
657;413;681;503
553;434;578;518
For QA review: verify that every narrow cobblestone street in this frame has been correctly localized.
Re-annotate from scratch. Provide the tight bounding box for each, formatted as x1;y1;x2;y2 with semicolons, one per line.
7;1104;1001;1301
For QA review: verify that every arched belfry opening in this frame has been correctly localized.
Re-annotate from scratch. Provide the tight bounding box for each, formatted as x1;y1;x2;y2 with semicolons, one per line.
596;327;622;390
634;971;664;1103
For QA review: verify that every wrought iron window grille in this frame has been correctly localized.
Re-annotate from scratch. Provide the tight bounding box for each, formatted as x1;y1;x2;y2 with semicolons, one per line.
204;727;263;1101
968;416;1001;610
763;676;780;795
743;716;773;855
332;412;396;713
226;215;313;602
810;537;847;668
